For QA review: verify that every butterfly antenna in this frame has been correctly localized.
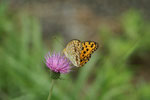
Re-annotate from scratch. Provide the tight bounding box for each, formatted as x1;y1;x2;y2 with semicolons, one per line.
52;36;65;47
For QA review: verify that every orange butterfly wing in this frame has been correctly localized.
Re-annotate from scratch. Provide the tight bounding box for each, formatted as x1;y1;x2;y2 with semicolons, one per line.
80;41;98;67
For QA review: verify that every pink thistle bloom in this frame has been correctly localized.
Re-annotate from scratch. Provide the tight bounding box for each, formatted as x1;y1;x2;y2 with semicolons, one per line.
45;52;71;74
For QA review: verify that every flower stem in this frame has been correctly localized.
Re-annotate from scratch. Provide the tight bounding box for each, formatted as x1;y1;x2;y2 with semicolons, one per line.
47;79;55;100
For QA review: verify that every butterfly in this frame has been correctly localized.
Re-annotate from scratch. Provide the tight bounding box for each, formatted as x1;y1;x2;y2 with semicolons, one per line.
63;39;99;67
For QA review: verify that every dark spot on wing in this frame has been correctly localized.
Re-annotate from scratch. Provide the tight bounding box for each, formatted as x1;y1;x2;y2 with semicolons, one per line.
85;61;87;63
75;47;77;52
76;55;78;61
87;58;89;61
86;49;89;51
89;54;91;58
91;44;93;48
83;51;86;54
82;47;84;50
78;43;80;46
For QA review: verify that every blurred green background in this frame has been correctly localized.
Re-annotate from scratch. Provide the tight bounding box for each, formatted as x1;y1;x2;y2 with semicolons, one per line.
0;0;150;100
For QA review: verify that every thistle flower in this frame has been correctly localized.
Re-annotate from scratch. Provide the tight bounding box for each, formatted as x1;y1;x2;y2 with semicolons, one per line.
45;52;72;100
45;52;71;78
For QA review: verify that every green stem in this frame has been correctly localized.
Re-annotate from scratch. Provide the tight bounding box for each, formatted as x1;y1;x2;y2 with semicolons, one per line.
47;79;55;100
